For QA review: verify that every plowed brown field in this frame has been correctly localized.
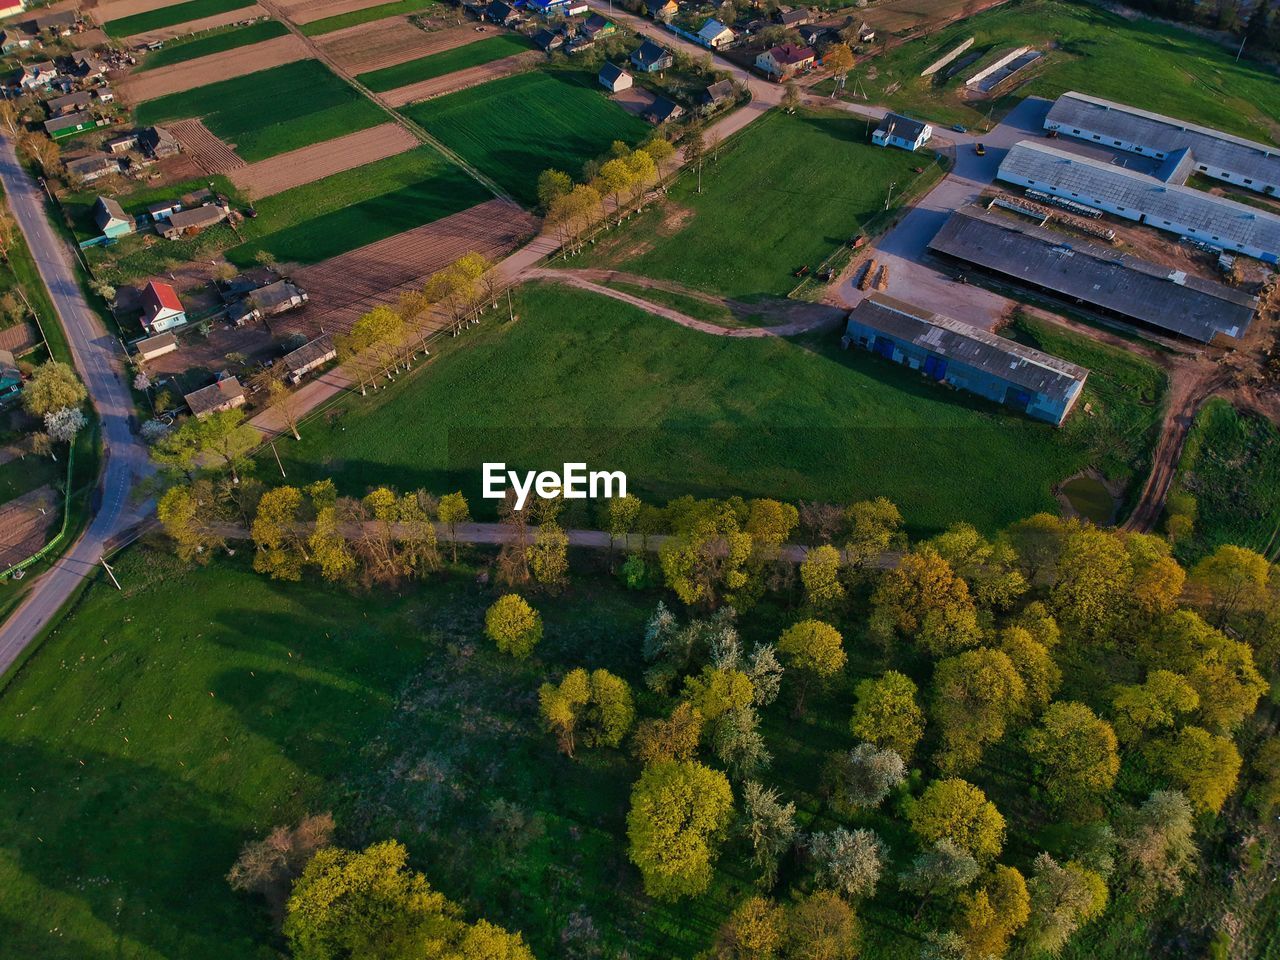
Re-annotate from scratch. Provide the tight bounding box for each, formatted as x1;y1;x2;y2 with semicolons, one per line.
276;0;390;25
381;50;538;106
124;6;267;43
286;199;537;336
319;20;482;73
118;34;310;102
229;122;418;196
169;118;245;172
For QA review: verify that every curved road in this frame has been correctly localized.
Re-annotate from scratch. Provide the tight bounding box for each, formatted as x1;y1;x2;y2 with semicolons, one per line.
0;137;152;675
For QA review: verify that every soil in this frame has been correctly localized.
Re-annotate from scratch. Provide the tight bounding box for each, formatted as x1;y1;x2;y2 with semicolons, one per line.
121;7;269;44
117;34;311;102
229;122;418;197
0;485;58;570
169;118;246;173
318;21;482;74
275;0;392;26
379;50;540;107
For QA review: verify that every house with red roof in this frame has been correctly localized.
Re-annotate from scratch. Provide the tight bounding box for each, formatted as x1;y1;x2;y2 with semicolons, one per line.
755;44;816;81
140;279;186;334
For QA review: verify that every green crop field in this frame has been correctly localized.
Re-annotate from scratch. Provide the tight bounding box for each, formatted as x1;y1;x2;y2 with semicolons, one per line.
1168;398;1280;562
134;60;386;162
835;0;1280;140
225;146;491;265
298;0;435;35
103;0;257;37
273;283;1164;534
402;68;650;207
136;20;289;70
358;33;533;92
582;108;940;300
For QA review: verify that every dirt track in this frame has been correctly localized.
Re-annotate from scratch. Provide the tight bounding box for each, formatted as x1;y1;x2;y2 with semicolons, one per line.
169;118;245;172
381;50;539;106
230;122;418;196
318;21;482;73
288;199;537;337
118;34;311;102
275;0;390;25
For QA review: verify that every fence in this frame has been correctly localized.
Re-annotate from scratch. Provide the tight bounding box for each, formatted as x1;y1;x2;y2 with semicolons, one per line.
0;446;75;581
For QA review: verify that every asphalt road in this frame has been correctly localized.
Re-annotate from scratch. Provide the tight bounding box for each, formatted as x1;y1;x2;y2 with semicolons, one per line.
0;136;152;676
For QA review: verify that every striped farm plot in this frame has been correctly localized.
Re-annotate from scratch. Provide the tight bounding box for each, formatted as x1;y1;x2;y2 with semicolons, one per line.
229;122;419;196
286;198;536;337
317;20;481;74
381;49;539;106
121;6;268;44
99;0;258;37
118;33;311;102
168;118;246;172
275;0;394;25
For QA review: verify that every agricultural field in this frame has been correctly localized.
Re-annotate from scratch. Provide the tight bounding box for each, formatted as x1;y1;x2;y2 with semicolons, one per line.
357;32;533;92
135;19;289;69
582;108;941;300
844;0;1280;138
1167;398;1280;562
101;0;257;37
273;282;1164;533
297;0;435;34
134;59;385;162
402;68;650;207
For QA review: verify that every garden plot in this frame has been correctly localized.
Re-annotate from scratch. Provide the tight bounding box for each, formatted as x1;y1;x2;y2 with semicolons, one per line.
275;0;393;25
229;122;419;197
118;33;311;102
380;50;538;106
168;118;245;172
122;6;267;45
317;20;477;74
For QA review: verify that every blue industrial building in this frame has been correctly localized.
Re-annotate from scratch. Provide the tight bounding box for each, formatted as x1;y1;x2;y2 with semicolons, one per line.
843;294;1089;426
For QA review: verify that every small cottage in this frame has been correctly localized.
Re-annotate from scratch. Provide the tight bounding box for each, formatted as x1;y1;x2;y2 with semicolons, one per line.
598;61;633;93
140;280;186;334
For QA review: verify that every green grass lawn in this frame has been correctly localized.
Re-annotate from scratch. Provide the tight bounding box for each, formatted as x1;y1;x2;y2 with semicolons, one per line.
1168;398;1280;562
273;282;1163;534
137;19;289;70
298;0;435;35
224;145;491;266
134;60;386;162
357;33;533;92
0;454;58;504
843;0;1280;140
402;68;650;207
581;107;938;300
103;0;257;37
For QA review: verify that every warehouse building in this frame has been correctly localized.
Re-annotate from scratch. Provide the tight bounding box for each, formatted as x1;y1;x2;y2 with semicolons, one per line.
843;294;1088;425
928;206;1257;346
1045;91;1280;195
997;140;1280;263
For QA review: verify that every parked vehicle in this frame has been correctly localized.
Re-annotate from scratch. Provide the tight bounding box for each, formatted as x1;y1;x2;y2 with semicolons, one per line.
951;123;967;133
975;143;986;155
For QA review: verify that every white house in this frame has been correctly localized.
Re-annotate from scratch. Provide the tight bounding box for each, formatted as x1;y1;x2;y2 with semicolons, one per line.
140;279;186;334
0;0;26;21
598;61;632;93
872;112;932;152
697;18;734;49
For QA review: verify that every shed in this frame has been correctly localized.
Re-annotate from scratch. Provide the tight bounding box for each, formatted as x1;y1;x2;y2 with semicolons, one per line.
104;131;140;154
645;0;676;19
774;6;814;26
283;335;337;384
135;331;178;360
0;348;21;403
160;204;228;239
142;125;180;158
185;376;245;418
643;94;684;125
140;279;186;333
45;89;92;116
65;153;119;181
146;199;180;221
598;61;632;92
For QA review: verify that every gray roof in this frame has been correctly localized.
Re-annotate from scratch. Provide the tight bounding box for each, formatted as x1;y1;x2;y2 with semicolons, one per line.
250;279;306;312
632;39;671;65
66;153;117;176
166;205;226;231
876;112;929;143
93;195;129;226
849;293;1088;403
998;140;1280;256
136;332;177;354
1046;91;1280;186
283;335;336;373
928;206;1257;343
599;61;628;84
46;90;92;113
185;377;244;416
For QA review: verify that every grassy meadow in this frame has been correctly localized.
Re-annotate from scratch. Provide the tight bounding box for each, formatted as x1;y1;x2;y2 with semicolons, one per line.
134;60;386;162
843;0;1280;138
136;20;290;70
103;0;257;37
402;68;650;206
581;107;942;300
272;283;1164;534
298;0;436;36
358;33;533;92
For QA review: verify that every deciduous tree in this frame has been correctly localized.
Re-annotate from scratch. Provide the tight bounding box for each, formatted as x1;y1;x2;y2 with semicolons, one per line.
712;896;785;959
784;890;859;960
742;780;797;887
437;491;470;563
157;481;226;562
1024;701;1120;817
633;701;703;765
800;544;845;610
956;864;1029;960
1149;725;1242;813
1117;789;1196;906
907;778;1005;863
485;594;542;659
808;827;887;901
826;742;905;812
849;670;924;761
626;760;733;900
1022;853;1107;957
870;546;980;655
23;360;85;418
777;619;846;716
252;485;308;581
932;647;1025;773
1110;669;1199;744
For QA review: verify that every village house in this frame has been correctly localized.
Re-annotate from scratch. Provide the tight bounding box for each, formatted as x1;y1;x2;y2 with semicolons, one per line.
755;43;815;80
644;94;684;125
697;18;734;49
160;203;229;240
484;0;522;27
28;10;77;35
184;376;245;419
0;30;33;54
0;0;25;23
699;78;735;110
598;61;632;92
13;59;57;91
104;131;140;154
872;112;932;151
0;349;22;405
135;331;177;362
283;335;337;384
140;279;186;334
582;13;615;38
65;153;120;183
645;0;677;20
797;23;835;47
45;89;92;116
227;279;308;326
525;0;571;15
532;27;563;51
630;39;672;73
92;195;134;240
70;51;106;79
773;6;813;27
142;125;180;159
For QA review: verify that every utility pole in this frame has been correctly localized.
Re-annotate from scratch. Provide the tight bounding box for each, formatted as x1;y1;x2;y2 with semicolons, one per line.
885;181;896;210
1236;34;1246;61
101;557;122;591
271;440;286;478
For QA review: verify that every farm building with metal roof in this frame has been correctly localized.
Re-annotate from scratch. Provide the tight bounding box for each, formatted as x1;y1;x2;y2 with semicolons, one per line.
997;140;1280;262
928;206;1257;345
844;294;1088;425
1044;91;1280;195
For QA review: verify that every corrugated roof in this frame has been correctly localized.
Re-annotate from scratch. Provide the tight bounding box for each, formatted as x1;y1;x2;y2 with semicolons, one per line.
1046;91;1280;186
928;206;1257;342
283;335;336;373
143;279;183;313
848;293;1088;404
184;377;244;416
998;140;1280;256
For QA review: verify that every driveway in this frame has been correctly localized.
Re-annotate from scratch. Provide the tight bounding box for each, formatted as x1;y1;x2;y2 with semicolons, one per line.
0;137;153;676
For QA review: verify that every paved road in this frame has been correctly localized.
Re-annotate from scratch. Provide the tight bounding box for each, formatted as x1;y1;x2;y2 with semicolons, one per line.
0;137;152;676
